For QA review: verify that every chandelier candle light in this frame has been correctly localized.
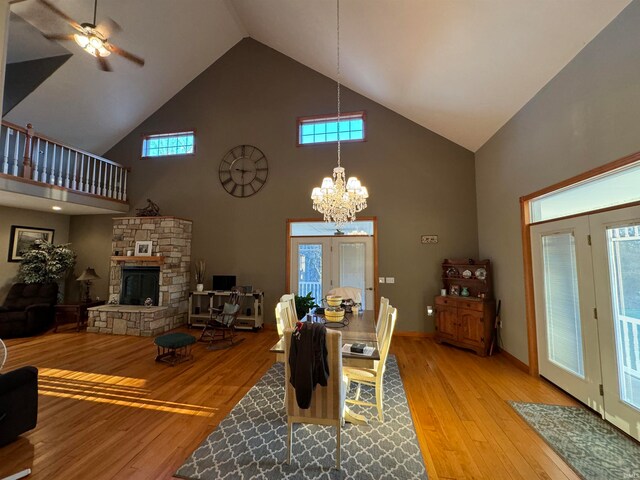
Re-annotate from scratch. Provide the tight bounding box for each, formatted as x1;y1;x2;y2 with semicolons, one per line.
311;0;368;227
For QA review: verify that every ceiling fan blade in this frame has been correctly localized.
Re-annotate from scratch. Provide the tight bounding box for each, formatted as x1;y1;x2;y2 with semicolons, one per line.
38;0;84;32
43;33;75;41
106;43;145;67
96;17;122;38
97;56;112;72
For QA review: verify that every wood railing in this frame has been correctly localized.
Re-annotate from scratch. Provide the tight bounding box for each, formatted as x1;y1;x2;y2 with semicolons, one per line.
1;121;128;202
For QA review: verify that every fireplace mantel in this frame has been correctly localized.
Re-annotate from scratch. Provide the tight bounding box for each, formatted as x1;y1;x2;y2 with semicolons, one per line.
111;256;165;264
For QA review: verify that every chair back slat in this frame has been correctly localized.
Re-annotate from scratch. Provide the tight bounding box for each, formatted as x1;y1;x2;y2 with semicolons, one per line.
276;301;297;336
376;306;397;375
284;327;342;421
375;297;390;343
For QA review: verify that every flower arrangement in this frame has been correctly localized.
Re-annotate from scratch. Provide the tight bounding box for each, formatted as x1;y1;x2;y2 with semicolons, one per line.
18;240;76;284
194;259;206;291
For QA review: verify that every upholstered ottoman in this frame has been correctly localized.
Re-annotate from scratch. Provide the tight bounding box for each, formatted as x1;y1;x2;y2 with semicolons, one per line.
154;333;196;366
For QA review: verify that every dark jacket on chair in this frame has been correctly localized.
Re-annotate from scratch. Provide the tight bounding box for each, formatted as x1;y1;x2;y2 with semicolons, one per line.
288;322;329;409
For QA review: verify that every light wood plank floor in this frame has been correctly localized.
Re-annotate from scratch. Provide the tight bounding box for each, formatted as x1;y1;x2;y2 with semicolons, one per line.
0;328;579;479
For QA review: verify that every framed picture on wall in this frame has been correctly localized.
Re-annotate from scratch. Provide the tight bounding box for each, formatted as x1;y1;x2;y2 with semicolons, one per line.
134;240;153;256
8;225;55;262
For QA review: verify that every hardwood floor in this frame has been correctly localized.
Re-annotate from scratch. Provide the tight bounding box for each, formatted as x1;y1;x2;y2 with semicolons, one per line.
0;328;579;479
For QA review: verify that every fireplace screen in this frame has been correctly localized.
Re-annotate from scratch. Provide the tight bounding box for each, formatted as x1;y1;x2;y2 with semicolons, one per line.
120;266;160;306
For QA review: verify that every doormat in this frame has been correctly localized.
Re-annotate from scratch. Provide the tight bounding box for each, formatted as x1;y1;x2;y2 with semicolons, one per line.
510;401;640;480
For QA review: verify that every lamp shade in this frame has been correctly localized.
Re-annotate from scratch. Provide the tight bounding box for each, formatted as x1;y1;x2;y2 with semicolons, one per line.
77;267;101;282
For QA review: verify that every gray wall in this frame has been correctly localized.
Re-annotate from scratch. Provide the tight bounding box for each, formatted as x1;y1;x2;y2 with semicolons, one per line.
0;205;70;301
71;38;477;332
475;1;640;363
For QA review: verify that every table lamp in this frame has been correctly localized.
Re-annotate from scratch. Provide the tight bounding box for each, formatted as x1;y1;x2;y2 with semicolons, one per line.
77;267;101;303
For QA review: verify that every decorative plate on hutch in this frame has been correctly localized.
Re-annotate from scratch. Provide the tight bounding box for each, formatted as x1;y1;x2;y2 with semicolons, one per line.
446;267;458;278
475;268;487;280
462;269;472;279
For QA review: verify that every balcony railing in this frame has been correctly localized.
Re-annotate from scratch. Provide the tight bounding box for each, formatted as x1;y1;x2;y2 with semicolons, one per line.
298;281;323;305
1;121;128;202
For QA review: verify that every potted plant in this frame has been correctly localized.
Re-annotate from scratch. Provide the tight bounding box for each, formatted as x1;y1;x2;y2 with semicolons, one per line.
294;292;319;320
194;259;206;292
18;240;76;301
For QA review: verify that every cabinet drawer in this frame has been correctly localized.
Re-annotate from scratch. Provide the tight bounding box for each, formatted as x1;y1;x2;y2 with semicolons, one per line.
435;296;453;306
459;300;483;312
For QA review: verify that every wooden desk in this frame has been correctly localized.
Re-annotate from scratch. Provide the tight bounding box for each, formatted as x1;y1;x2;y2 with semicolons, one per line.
54;300;105;332
270;310;379;366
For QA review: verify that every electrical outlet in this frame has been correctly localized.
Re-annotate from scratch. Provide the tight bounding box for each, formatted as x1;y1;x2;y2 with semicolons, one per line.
386;277;395;284
378;277;385;284
421;235;438;244
427;306;434;316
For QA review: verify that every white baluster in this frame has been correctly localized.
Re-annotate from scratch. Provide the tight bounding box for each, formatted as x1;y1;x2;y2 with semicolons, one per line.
72;152;78;190
79;154;85;191
97;160;103;196
32;138;41;182
42;141;49;183
108;164;114;197
91;157;96;194
2;127;11;174
122;169;128;201
50;144;57;184
12;130;20;176
65;148;71;188
117;167;123;200
57;146;64;186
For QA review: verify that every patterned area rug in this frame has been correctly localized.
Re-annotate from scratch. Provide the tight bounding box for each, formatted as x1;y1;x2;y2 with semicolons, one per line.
510;401;640;480
176;356;427;479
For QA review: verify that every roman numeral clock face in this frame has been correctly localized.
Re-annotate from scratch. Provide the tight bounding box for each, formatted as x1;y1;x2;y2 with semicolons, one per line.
218;145;269;198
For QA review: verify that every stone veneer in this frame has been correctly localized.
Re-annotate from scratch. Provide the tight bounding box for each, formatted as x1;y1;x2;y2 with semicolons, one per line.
87;216;192;336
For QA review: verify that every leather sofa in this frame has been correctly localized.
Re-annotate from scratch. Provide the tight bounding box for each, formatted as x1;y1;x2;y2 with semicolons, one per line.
0;283;58;338
0;366;38;447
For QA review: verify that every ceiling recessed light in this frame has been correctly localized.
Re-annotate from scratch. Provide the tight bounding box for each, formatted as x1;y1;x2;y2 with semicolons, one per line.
52;206;62;211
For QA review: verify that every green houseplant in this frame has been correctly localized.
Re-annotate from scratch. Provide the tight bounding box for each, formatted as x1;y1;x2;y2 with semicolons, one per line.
18;240;76;285
294;292;319;320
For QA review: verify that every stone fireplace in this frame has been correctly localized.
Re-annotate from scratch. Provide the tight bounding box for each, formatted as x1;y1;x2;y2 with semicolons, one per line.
87;216;192;336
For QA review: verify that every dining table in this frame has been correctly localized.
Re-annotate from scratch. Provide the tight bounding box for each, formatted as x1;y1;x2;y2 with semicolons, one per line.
270;310;379;424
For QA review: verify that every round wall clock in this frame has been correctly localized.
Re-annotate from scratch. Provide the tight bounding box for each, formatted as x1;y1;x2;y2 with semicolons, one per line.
218;145;269;198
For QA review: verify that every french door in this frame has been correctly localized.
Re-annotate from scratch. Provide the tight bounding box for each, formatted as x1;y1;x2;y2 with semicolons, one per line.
289;237;374;310
532;205;640;439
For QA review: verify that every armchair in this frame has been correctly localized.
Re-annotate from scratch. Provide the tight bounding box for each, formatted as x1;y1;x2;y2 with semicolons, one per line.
0;366;38;447
0;283;58;338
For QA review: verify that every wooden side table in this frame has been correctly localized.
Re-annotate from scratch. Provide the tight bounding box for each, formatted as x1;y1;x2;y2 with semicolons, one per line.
54;300;105;332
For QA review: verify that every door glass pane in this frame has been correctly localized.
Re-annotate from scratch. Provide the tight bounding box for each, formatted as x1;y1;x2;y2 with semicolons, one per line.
607;226;640;411
339;243;366;310
297;244;323;304
542;233;585;377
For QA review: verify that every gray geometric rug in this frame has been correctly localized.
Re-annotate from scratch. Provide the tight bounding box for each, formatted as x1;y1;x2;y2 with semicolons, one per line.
510;401;640;480
176;356;427;479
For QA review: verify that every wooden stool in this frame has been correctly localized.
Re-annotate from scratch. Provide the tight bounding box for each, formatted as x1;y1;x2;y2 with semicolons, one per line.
154;333;196;366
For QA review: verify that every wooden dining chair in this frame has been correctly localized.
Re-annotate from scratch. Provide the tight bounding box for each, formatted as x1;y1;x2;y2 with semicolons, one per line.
284;327;344;470
344;306;397;422
280;293;298;321
275;300;296;336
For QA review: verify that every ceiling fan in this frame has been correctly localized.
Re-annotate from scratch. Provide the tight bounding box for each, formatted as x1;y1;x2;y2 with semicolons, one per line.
38;0;145;72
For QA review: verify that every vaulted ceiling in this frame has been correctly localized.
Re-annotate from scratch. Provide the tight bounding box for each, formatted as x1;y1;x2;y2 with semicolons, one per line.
5;0;631;154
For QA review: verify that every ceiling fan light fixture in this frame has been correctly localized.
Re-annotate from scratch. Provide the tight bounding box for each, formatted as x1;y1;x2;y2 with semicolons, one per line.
74;33;89;48
98;46;111;57
89;36;103;49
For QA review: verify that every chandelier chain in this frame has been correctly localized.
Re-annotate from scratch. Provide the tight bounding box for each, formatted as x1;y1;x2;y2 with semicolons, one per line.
336;0;341;167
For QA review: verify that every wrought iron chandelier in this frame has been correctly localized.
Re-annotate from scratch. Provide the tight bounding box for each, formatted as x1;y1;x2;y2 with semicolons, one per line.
311;0;368;227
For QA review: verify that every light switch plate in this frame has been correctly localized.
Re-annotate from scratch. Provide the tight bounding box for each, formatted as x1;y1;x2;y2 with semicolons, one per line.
386;277;395;284
378;277;385;284
421;235;438;244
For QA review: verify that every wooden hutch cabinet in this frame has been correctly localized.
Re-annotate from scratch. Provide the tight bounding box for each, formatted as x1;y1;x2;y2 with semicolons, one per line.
435;259;496;356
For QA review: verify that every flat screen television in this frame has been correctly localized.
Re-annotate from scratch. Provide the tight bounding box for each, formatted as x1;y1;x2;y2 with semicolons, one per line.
212;275;236;291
